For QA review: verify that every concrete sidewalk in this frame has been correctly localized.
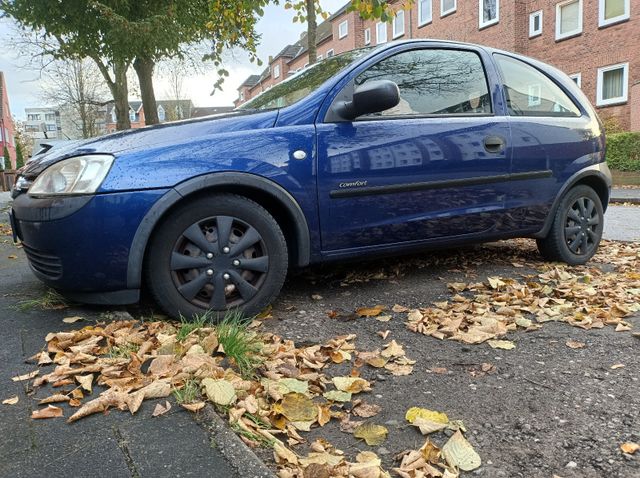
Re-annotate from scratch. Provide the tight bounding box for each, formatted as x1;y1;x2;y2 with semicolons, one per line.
611;187;640;204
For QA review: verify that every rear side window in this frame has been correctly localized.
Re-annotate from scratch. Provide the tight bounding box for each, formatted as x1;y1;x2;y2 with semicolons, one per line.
495;54;581;117
355;48;492;117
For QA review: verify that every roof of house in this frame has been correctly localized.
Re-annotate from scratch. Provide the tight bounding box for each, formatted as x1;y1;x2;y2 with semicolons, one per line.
240;75;262;88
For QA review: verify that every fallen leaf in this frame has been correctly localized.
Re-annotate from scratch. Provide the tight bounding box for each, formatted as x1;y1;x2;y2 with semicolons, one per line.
615;323;631;332
406;407;449;424
11;370;39;382
377;330;390;340
152;401;171;417
611;364;625;370
32;405;64;419
566;340;585;349
442;430;481;471
311;294;323;300
274;443;298;465
8;254;17;259
392;304;408;313
620;442;639;454
412;417;448;435
76;374;94;393
429;367;448;374
353;423;388;446
381;340;405;358
202;378;237;406
2;396;19;405
356;305;386;317
181;402;206;413
487;340;516;350
275;393;318;422
332;376;371;394
487;277;505;289
323;390;352;402
39;394;71;404
62;316;84;324
352;401;381;418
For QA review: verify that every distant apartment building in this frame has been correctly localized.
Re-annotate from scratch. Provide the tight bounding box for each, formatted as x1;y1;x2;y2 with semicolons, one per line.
0;71;16;169
236;0;639;131
25;107;64;140
105;99;195;132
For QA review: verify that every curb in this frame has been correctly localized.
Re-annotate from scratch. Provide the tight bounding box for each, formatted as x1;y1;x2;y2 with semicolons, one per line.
610;197;640;205
195;405;276;478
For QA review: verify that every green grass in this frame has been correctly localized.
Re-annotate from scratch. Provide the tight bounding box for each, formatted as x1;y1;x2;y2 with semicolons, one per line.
173;378;200;404
215;310;264;379
176;313;212;341
107;343;140;359
229;421;273;447
15;289;69;311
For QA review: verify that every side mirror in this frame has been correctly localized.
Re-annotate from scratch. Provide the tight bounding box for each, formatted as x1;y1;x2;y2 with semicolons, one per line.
335;80;400;120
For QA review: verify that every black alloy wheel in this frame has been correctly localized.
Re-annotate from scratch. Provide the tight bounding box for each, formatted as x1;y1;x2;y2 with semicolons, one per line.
563;196;600;256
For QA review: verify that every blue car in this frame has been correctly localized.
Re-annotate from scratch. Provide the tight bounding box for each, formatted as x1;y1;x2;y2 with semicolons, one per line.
10;40;611;319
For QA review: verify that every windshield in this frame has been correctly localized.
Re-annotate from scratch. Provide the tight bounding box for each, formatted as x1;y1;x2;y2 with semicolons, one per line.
237;48;375;111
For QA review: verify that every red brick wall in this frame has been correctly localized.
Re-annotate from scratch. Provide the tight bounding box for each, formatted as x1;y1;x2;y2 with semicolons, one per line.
0;73;16;167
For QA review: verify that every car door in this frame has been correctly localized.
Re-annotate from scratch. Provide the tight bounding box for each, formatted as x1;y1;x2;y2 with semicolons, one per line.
316;45;512;252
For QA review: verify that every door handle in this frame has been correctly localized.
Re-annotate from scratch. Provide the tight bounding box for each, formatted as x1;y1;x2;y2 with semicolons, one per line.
484;136;505;153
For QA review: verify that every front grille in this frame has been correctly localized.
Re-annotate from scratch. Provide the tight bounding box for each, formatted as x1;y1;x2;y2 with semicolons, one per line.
22;244;63;280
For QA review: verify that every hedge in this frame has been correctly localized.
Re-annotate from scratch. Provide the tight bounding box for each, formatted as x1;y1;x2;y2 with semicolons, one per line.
606;132;640;171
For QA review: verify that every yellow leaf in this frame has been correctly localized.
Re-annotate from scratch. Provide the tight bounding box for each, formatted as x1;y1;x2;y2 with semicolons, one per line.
323;390;352;402
274;392;317;422
181;402;206;413
202;378;237;406
273;443;298;465
381;340;405;358
62;316;84;324
412;417;448;435
442;430;481;471
353;423;388;446
356;305;386;317
620;442;639;454
487;277;506;289
332;376;371;394
487;340;516;350
405;407;449;424
2;396;19;405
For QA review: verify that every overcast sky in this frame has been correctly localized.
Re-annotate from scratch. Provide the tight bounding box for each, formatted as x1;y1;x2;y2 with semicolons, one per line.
0;0;345;120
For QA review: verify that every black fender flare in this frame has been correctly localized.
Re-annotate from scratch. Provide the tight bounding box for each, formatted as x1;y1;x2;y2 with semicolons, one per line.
126;172;311;289
533;162;612;239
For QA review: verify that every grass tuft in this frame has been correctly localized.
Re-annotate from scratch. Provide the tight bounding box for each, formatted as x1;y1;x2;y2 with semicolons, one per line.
107;343;140;359
215;310;264;379
173;378;200;404
176;313;211;341
15;289;69;311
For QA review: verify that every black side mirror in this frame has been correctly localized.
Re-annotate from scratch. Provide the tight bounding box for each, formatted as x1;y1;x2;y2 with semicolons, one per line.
335;80;400;120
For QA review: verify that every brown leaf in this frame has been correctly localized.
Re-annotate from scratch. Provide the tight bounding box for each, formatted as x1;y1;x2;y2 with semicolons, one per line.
377;330;390;340
2;396;19;405
620;442;639;454
62;316;84;324
566;340;586;349
32;405;64;419
181;402;206;413
356;305;386;317
76;374;94;393
39;394;71;405
352;401;381;418
11;370;39;382
152;401;171;417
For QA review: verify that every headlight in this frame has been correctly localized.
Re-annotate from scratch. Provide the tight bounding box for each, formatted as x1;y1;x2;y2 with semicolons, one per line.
28;155;114;196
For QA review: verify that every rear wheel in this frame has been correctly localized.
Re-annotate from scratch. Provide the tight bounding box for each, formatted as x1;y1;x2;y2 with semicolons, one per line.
536;185;604;265
145;194;288;319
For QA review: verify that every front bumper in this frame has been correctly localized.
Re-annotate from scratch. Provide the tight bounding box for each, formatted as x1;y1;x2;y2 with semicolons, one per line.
11;189;169;304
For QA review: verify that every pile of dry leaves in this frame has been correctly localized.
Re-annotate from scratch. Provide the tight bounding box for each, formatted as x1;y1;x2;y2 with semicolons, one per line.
12;318;479;478
406;241;640;347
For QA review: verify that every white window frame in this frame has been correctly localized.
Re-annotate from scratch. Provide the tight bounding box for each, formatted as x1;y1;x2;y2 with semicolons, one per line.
597;62;629;106
326;49;334;58
599;0;630;27
273;64;280;79
393;10;405;38
479;0;499;29
441;0;456;17
569;73;582;87
338;20;348;39
419;0;433;26
157;104;166;121
376;22;388;44
317;54;323;61
555;0;583;41
129;109;136;122
529;10;543;37
364;28;371;45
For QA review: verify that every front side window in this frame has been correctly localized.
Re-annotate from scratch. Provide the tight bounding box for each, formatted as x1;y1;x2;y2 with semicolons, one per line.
597;63;628;106
495;54;581;117
479;0;499;28
338;20;348;39
419;0;433;25
393;10;405;38
441;0;456;16
599;0;630;27
376;22;387;44
556;0;582;40
354;48;492;117
529;10;543;37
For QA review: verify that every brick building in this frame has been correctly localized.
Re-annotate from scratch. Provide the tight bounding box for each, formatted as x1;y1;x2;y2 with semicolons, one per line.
236;0;639;131
0;71;16;169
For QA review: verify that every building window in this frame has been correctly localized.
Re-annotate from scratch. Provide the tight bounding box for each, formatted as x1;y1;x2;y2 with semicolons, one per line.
419;0;432;26
479;0;499;28
441;0;456;16
273;64;280;79
569;73;582;87
364;28;371;45
45;113;56;121
111;109;117;123
326;49;334;58
129;109;136;122
157;105;165;121
393;10;405;38
46;124;57;131
376;22;387;44
597;62;628;106
317;54;323;61
556;0;582;40
599;0;629;27
529;10;543;37
338;20;348;39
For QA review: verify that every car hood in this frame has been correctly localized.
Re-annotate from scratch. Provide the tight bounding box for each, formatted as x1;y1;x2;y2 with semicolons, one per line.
22;109;279;177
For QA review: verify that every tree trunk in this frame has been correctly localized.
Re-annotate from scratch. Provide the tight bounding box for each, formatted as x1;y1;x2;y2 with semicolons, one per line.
134;57;159;126
112;61;131;130
306;0;317;65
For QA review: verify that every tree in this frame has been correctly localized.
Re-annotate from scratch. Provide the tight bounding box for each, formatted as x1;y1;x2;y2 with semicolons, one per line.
42;58;109;139
15;141;24;169
2;145;9;170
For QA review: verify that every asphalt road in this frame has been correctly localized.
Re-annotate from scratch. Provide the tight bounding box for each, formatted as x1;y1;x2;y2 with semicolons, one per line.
1;192;638;478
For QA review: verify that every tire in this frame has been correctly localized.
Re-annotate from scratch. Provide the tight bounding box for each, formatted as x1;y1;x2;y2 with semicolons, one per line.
145;194;288;320
536;184;604;265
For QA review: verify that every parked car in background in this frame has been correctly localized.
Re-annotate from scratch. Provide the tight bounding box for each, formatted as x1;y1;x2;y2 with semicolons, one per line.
9;40;611;319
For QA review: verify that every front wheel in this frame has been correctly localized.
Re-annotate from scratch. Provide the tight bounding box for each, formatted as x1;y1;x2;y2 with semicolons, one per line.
536;184;604;265
145;194;288;320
